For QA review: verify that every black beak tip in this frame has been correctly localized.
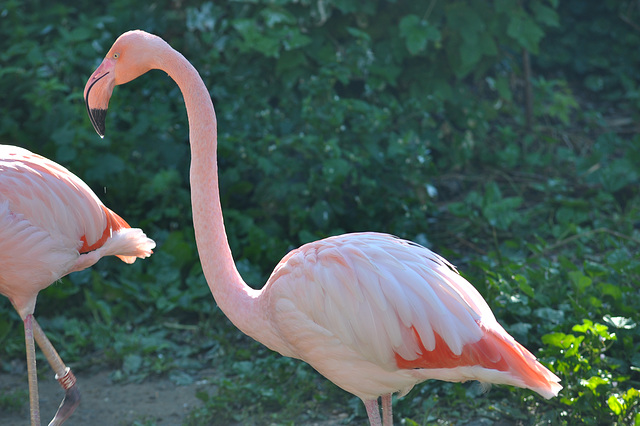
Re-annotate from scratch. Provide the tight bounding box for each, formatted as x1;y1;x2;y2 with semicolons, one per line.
89;108;107;137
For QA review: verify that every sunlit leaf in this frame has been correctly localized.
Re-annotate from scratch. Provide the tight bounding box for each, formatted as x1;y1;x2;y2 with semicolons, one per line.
607;394;623;415
603;315;637;330
542;332;575;349
581;376;609;392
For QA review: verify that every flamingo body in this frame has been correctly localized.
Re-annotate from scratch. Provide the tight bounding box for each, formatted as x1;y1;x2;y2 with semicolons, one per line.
262;232;559;401
0;144;155;425
85;31;561;425
0;145;154;317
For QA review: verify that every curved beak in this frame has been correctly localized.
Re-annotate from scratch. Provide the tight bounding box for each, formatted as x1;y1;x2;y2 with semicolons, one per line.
84;59;116;137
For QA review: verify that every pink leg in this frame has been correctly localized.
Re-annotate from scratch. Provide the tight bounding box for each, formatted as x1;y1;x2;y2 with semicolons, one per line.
24;315;41;426
364;398;382;426
381;394;393;425
31;318;80;426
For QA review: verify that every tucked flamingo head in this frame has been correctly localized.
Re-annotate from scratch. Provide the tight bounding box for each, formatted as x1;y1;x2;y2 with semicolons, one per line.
84;30;167;136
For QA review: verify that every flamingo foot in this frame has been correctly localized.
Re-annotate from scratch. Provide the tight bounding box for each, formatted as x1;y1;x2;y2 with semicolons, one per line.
47;368;80;426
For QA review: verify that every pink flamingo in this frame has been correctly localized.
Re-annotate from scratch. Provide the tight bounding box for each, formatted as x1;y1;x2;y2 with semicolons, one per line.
0;144;155;425
84;31;561;425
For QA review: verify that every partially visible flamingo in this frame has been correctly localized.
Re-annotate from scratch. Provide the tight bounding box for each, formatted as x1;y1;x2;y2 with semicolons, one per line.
0;144;155;426
84;31;561;425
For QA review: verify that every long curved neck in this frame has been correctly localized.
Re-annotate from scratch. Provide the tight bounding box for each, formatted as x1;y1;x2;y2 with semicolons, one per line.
157;44;264;337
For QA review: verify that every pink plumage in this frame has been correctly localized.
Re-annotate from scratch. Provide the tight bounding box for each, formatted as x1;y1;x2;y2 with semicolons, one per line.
0;144;155;425
85;31;561;426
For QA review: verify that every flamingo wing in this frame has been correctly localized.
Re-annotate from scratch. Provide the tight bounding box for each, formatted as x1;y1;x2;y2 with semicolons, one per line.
263;232;561;400
1;145;117;250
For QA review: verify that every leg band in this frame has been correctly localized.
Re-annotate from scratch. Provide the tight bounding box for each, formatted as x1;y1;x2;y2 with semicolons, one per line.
55;367;77;390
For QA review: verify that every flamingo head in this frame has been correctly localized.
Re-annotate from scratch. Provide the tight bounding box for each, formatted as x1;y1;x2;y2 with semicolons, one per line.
84;30;166;137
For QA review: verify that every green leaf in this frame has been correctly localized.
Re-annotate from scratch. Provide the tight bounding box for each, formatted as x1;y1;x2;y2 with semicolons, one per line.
458;38;484;70
399;14;440;55
283;31;311;51
195;390;211;403
598;282;623;301
493;75;513;101
625;388;640;402
122;354;143;374
531;2;560;27
580;375;609;392
276;50;307;73
607;394;624;415
542;332;575;349
507;12;545;53
572;320;617;341
588;296;603;308
513;274;535;298
572;319;594;333
346;26;371;41
448;201;472;217
232;18;281;57
568;271;592;292
323;158;351;183
260;8;295;28
593;323;616;340
480;182;524;230
534;307;565;324
509;322;532;336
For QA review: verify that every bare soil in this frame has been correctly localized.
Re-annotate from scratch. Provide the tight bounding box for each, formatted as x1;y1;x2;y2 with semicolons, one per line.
0;366;349;426
0;367;209;426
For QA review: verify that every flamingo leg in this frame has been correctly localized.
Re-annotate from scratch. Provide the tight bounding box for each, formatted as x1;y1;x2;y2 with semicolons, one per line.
31;318;80;426
364;398;382;426
381;393;393;425
23;314;41;426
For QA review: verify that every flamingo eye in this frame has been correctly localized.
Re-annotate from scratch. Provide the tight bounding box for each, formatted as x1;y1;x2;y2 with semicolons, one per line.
113;52;120;59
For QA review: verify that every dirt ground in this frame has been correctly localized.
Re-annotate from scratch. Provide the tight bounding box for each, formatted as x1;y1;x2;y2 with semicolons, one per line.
0;366;349;426
0;367;208;426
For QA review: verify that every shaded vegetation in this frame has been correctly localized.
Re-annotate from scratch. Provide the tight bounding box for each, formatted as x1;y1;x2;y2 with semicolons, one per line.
1;0;639;424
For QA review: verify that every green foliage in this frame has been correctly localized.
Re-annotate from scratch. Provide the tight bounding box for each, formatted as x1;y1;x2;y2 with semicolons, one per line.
538;0;640;107
0;388;27;413
1;0;639;424
543;319;640;425
532;77;579;125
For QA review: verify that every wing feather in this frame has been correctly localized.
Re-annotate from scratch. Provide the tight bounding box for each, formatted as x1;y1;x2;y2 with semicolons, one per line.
0;146;108;248
268;232;492;367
